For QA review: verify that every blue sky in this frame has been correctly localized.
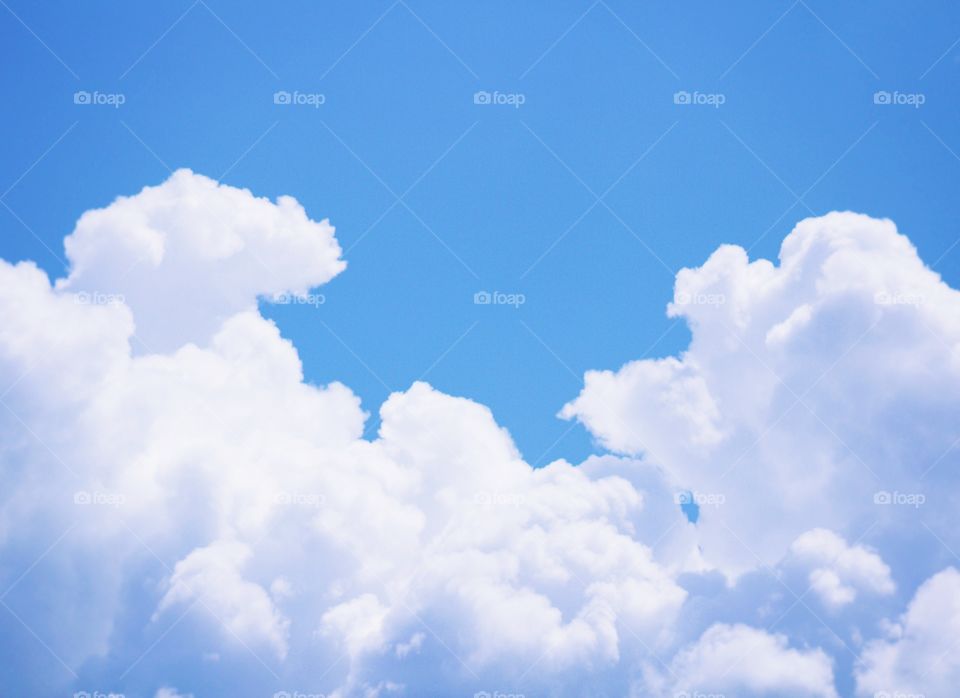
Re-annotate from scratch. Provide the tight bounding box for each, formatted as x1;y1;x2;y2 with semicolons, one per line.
3;0;959;464
2;3;960;697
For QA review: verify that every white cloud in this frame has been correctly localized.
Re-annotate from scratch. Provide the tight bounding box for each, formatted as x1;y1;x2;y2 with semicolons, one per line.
562;212;960;574
0;171;686;695
1;174;957;697
647;623;839;697
57;168;345;352
321;593;390;658
154;539;291;659
855;567;960;697
788;528;894;609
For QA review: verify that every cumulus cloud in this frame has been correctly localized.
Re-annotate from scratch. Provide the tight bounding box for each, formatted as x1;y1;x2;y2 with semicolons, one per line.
562;212;960;573
1;175;957;697
0;172;686;696
788;528;894;609
646;623;839;697
57;168;345;352
855;567;960;697
154;539;291;659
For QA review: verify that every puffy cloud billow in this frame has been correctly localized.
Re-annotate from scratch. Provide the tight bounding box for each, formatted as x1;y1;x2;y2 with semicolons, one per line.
0;171;957;697
563;211;960;574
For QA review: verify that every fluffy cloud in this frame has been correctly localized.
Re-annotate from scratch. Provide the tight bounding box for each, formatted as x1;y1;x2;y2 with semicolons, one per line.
0;172;686;697
57;168;345;352
562;212;960;573
1;175;957;697
154;539;291;659
855;567;960;697
788;529;894;609
646;623;839;697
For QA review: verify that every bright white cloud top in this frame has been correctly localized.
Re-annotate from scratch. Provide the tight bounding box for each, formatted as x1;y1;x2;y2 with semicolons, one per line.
0;171;956;697
563;211;960;574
